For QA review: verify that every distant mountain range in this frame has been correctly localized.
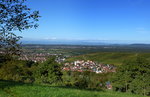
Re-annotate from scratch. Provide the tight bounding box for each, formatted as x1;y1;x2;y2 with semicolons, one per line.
21;39;150;45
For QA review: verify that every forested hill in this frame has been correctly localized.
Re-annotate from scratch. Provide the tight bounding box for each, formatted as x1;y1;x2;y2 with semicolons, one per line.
66;52;150;65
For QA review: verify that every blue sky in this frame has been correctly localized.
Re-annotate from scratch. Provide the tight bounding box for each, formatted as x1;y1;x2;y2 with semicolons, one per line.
17;0;150;43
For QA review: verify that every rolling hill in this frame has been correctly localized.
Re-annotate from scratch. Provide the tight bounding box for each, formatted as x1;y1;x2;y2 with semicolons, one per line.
65;52;150;65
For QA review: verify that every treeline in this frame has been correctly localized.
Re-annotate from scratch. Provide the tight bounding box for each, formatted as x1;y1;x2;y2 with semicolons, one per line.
0;55;150;96
0;55;61;84
0;55;37;83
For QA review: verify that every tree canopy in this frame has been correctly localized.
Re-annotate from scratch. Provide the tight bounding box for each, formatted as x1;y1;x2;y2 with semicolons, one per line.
112;57;150;96
0;0;40;55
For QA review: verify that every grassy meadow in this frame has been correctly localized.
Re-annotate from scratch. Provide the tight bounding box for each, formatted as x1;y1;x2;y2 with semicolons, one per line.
0;80;144;97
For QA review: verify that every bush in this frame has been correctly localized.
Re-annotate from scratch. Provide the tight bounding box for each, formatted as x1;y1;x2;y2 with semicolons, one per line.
34;57;63;85
0;57;36;83
62;71;112;90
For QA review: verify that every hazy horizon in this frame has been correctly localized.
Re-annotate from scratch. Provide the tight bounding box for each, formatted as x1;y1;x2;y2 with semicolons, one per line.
21;38;150;45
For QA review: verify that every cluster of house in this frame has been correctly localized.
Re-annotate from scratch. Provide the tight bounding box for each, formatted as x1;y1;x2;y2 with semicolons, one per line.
63;60;116;73
55;56;66;63
19;53;67;63
19;54;47;62
0;51;3;54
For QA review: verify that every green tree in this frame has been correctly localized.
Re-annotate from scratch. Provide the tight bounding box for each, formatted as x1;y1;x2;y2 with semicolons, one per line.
112;57;150;96
0;0;40;56
112;61;132;92
0;59;35;82
129;57;150;96
62;71;73;86
34;57;63;85
62;70;111;90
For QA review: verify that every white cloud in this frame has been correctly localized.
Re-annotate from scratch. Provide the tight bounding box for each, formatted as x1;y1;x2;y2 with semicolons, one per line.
44;37;57;40
136;27;150;34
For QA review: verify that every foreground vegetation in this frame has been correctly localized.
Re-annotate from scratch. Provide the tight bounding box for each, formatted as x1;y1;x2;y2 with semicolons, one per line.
0;54;150;96
0;80;144;97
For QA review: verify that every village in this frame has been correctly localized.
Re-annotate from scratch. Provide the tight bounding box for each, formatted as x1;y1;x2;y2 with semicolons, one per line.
19;53;64;63
63;60;116;73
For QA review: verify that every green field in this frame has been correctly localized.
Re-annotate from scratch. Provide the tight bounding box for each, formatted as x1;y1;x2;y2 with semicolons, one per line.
0;80;144;97
66;52;150;65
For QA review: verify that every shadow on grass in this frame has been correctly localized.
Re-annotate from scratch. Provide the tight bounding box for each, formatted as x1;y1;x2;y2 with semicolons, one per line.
33;84;105;92
0;80;26;89
0;80;104;92
49;86;104;92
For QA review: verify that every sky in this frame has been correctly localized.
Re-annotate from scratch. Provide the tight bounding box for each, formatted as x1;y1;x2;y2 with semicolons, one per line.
17;0;150;43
